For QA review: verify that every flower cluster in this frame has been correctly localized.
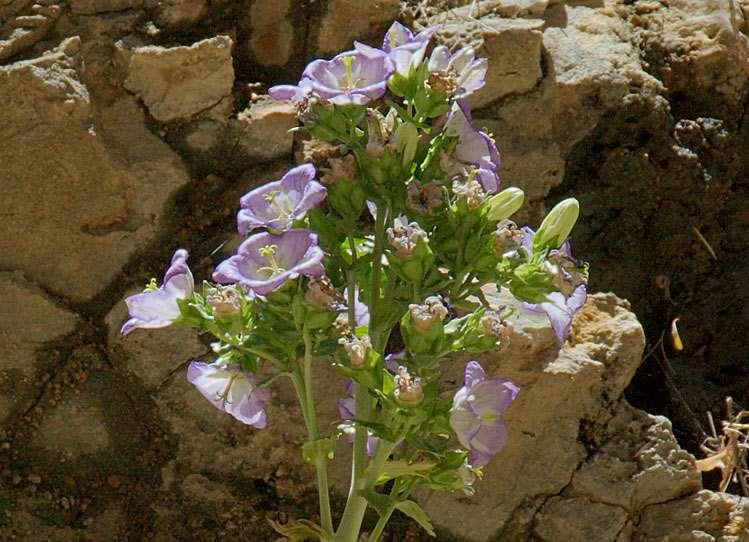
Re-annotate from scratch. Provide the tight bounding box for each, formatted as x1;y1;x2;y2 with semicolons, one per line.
119;21;589;542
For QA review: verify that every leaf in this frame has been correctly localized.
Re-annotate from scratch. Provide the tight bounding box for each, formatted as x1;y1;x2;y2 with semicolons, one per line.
360;489;396;517
395;500;436;537
267;518;324;541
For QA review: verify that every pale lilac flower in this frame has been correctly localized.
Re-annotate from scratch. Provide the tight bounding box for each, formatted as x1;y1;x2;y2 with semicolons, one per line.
237;164;326;235
268;78;314;104
450;361;518;467
379;22;438;76
524;284;587;344
384;351;405;372
187;361;270;428
338;380;379;456
444;100;500;173
301;44;394;105
213;230;324;296
428;45;487;98
121;249;194;335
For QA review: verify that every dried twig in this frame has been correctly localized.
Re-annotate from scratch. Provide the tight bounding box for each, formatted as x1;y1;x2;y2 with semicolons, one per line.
697;397;749;495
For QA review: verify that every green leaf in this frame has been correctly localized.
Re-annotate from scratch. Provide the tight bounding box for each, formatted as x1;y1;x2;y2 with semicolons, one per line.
268;518;324;541
395;500;436;537
360;489;396;518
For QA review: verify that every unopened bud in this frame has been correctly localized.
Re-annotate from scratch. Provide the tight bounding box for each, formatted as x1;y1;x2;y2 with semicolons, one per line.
395;122;419;165
487;187;524;221
534;198;579;250
206;286;242;319
394;366;423;406
387;216;428;259
339;335;372;367
409;296;448;332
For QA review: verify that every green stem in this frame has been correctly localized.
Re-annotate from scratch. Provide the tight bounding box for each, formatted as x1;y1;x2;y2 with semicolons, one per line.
301;328;333;535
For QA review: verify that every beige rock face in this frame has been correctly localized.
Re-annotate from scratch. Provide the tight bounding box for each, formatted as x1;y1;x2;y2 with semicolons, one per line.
0;39;193;303
152;0;208;31
635;490;749;541
124;35;235;122
0;273;80;421
234;97;298;161
70;0;142;14
315;0;400;55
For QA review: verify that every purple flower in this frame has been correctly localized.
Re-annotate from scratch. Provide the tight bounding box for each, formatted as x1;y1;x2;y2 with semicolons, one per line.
187;361;270;428
379;22;437;76
269;78;313;104
213;230;325;296
121;249;194;335
384;351;405;372
237;164;326;235
450;361;518;467
525;284;587;344
301;44;394;105
444;101;500;172
338;380;379;456
428;45;487;98
519;227;588;343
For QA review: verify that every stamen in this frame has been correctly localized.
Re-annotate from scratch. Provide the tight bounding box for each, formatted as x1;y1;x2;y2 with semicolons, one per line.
216;373;239;405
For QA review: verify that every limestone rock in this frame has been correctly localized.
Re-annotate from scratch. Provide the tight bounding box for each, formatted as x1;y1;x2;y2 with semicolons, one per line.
0;1;62;61
631;0;749;113
70;0;142;14
152;0;208;32
105;289;209;390
245;0;294;67
418;291;648;541
0;40;193;302
124;35;235;122
234;97;297;161
534;497;629;542
315;0;400;55
635;490;749;541
0;273;80;421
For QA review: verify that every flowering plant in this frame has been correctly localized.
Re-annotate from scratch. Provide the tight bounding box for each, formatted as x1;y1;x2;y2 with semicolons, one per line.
122;22;588;541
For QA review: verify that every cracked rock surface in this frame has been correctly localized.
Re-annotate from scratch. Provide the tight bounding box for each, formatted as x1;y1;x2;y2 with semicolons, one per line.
1;0;748;540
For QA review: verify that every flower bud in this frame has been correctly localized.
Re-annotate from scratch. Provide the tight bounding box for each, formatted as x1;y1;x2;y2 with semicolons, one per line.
394;366;424;407
206;286;242;319
487;187;524;222
387;216;428;259
409;296;448;332
338;335;372;367
534;198;580;250
395;122;419;165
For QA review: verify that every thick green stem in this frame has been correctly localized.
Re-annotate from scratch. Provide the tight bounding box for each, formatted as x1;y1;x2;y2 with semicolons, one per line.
298;328;333;535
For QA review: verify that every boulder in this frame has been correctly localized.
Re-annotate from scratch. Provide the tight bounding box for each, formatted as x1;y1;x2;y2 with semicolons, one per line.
124;35;235;122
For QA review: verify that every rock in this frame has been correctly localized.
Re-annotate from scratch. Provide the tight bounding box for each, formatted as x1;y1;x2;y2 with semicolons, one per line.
0;273;80;421
0;2;62;61
434;16;545;109
0;40;193;303
635;490;749;541
534;497;629;542
446;0;550;19
105;289;208;390
234;97;297;161
124;35;235;122
70;0;142;14
152;0;208;32
314;0;400;55
245;0;294;67
631;0;749;114
417;292;649;541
